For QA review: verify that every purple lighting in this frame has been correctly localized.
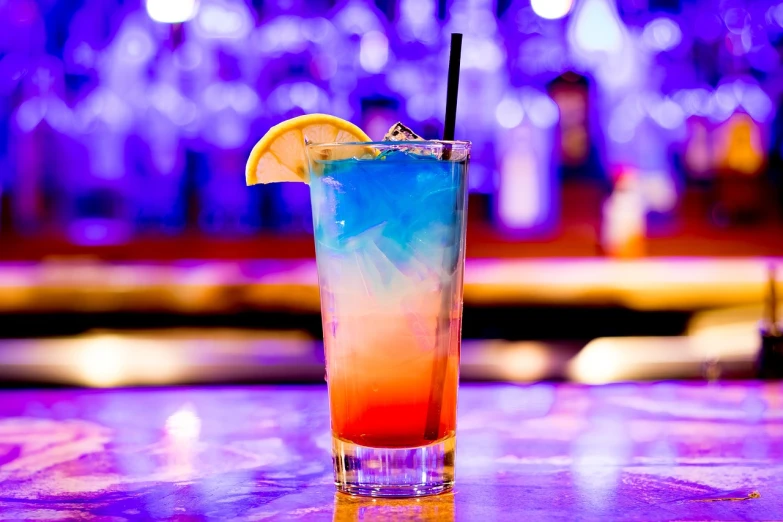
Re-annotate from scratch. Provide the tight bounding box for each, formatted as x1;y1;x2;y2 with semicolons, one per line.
0;383;779;518
1;0;783;243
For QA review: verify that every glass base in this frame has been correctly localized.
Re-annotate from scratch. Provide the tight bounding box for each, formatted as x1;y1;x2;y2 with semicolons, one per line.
332;434;455;498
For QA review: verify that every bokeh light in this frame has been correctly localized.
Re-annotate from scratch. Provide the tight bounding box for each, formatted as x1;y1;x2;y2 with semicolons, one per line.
145;0;199;24
531;0;574;20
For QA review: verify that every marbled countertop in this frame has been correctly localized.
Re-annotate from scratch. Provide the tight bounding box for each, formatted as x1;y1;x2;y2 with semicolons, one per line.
0;383;781;521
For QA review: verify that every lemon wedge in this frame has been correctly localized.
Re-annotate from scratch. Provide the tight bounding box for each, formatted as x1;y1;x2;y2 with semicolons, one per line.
245;114;371;185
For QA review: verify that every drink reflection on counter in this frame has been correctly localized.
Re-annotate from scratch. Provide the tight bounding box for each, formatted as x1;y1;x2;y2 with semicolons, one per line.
333;492;455;522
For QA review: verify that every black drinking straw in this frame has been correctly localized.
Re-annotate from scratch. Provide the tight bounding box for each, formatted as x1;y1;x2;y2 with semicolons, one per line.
424;33;463;442
443;33;463;141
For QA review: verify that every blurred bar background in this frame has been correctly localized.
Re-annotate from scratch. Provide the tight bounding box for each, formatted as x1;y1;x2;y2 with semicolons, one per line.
2;0;783;387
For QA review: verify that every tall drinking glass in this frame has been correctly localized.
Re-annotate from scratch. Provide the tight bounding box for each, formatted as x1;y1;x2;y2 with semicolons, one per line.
306;141;469;497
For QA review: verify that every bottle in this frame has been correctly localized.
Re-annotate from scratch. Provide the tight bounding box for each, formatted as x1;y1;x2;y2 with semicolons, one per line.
494;89;559;237
601;168;646;258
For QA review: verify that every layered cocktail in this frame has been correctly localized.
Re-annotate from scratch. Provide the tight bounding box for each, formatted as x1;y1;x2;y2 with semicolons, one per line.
306;140;469;496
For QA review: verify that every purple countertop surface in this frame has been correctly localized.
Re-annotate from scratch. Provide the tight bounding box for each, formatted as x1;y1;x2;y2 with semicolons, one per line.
0;382;780;521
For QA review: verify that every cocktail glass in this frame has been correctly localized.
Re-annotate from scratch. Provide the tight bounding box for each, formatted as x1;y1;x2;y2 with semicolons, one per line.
306;140;469;497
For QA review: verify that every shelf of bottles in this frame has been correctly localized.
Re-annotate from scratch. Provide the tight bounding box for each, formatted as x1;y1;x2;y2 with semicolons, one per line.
1;0;782;254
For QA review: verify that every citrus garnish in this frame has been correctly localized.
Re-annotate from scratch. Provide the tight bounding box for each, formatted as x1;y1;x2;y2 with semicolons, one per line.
245;114;371;185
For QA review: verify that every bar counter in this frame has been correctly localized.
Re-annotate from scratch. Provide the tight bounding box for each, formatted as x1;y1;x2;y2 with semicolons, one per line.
0;382;780;520
1;257;781;314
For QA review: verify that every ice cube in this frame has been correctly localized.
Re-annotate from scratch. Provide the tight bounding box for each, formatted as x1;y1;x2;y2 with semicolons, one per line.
409;223;458;275
364;234;408;289
383;123;433;157
401;291;445;352
384;122;424;141
314;160;396;249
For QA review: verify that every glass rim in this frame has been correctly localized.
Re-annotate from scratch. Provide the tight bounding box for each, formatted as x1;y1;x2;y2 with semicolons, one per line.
306;140;471;149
